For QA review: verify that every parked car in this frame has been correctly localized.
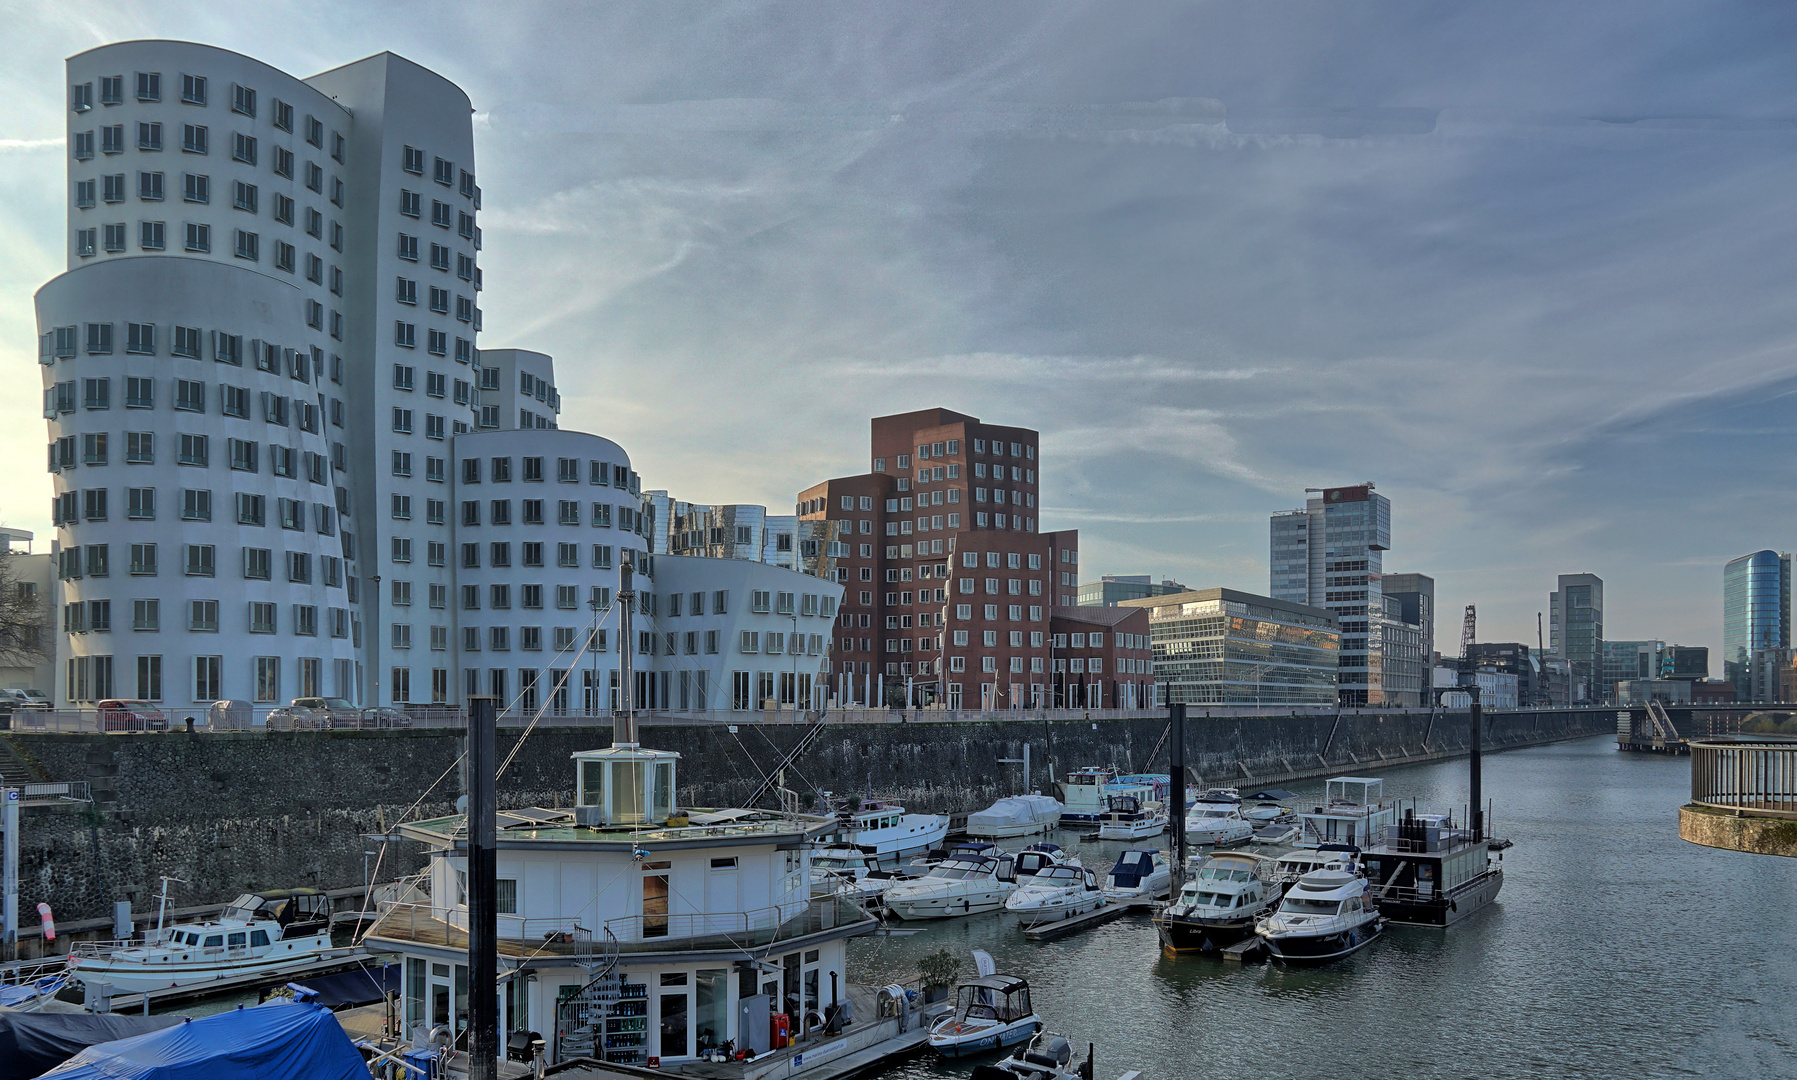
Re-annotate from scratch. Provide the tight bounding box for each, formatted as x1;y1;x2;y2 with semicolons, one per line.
9;689;52;710
265;701;330;731
96;699;169;732
362;706;413;729
290;697;361;728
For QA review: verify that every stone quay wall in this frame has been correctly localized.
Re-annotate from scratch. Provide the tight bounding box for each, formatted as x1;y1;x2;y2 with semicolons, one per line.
7;707;1611;923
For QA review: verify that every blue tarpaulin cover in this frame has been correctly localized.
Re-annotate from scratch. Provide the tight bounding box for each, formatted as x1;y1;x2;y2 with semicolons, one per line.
39;1000;367;1080
0;1012;182;1080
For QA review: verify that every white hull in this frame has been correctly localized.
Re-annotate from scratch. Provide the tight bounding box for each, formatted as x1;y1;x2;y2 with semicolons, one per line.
1187;824;1254;847
1005;891;1104;923
70;944;358;995
842;817;950;862
886;887;1013;920
965;821;1054;839
929;1016;1042;1057
1097;819;1166;841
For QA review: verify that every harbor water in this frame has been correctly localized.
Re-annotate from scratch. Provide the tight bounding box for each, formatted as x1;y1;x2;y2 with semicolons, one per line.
848;734;1797;1079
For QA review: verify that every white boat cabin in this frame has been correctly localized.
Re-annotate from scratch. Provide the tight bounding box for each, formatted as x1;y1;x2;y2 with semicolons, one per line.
1296;776;1398;849
368;743;877;1069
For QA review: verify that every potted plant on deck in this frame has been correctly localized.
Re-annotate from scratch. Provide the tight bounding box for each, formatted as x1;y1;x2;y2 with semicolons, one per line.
917;948;960;1005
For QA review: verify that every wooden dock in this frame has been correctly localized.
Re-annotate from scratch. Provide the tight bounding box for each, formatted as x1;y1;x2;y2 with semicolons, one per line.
1021;901;1141;942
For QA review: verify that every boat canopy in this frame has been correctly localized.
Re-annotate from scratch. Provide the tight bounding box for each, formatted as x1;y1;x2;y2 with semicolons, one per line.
42;1001;367;1080
966;795;1062;831
1247;788;1298;801
955;976;1033;1022
1107;850;1160;887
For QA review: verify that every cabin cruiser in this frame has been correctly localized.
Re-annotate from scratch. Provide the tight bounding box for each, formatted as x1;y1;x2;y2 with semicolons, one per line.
1154;851;1278;952
1296;777;1398;850
828;799;950;863
1249;822;1300;846
1005;864;1105;924
966;795;1064;838
884;851;1017;920
1058;769;1169;823
1012;843;1079;880
1243;788;1298;825
809;844;918;910
1268;846;1359;888
1255;870;1383;964
1184;792;1255;847
1102;849;1172;904
1096;795;1167;841
67;890;353;995
928;974;1042;1057
1358;809;1504;926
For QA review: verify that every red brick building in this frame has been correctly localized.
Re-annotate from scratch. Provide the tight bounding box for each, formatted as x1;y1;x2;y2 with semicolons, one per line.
798;408;1081;708
1050;606;1155;709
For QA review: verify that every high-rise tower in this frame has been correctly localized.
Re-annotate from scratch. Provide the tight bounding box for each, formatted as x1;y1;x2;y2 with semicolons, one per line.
1269;484;1392;706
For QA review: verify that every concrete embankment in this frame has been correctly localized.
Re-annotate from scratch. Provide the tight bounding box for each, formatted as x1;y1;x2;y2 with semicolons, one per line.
7;707;1609;925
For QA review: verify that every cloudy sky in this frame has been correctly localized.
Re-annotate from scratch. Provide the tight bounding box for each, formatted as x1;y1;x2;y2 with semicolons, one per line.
3;1;1795;663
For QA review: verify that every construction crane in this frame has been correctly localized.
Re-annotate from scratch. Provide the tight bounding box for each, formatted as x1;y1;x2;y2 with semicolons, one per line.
1458;605;1477;685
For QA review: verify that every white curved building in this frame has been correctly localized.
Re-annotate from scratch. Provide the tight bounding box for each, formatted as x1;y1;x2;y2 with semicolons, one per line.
40;40;482;708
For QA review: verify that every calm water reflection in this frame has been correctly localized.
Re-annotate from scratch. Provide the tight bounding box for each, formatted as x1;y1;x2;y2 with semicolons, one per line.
847;735;1797;1079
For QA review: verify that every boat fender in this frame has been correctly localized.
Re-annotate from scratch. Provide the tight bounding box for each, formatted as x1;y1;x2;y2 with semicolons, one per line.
1449;900;1457;912
36;904;54;941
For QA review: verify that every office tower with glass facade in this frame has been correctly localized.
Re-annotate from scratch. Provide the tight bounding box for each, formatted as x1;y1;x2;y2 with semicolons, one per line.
1549;573;1604;705
1269;484;1392;706
1601;640;1665;703
1123;587;1339;706
1382;572;1435;666
1723;550;1792;700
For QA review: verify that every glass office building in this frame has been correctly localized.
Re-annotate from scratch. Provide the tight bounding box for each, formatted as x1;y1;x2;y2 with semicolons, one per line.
1723;550;1792;700
1549;574;1604;704
1125;588;1339;706
1269;485;1391;706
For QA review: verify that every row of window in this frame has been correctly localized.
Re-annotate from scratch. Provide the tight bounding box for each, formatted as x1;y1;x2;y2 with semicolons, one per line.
453;541;627;570
63;596;349;638
47;379;323;426
456;499;642;529
76;150;340;208
48;426;333;479
56;541;342;583
738;631;826;656
64;652;344;705
72;73;335;155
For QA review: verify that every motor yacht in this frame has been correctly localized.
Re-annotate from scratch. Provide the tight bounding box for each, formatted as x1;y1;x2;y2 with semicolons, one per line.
1268;846;1359;888
883;851;1017;920
1011;843;1079;880
809;844;918;910
1101;849;1172;904
1005;864;1104;924
1154;851;1277;952
828;799;950;863
1358;809;1504;927
976;1032;1090;1080
1243;788;1298;826
67;890;354;996
966;795;1064;838
1255;870;1383;964
1096;795;1167;841
928;974;1042;1057
1249;822;1300;847
1184;792;1255;847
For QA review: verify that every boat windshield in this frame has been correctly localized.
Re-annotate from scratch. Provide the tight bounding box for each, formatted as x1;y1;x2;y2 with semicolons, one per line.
222;894;263;920
1195;808;1232;819
927;862;986;880
1280;897;1341;915
1034;866;1080;882
814;858;857;870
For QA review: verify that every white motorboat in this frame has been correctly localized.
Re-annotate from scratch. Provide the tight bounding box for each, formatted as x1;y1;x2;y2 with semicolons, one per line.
928;973;1042;1057
1154;851;1277;952
966;795;1064;838
1096;795;1167;841
829;799;950;863
884;851;1017;920
1011;843;1079;881
67;890;354;996
1268;845;1359;888
1102;849;1172;904
1295;777;1398;850
1243;788;1298;825
1255;870;1384;964
1184;792;1255;847
1250;823;1300;846
809;844;918;910
1005;864;1104;924
978;1032;1090;1080
1058;769;1168;824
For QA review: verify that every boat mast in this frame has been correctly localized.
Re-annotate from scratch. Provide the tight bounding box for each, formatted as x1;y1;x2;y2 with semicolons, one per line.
153;876;187;937
1169;703;1186;889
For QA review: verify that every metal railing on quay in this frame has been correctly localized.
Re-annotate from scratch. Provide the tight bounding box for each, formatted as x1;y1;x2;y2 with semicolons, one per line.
1690;739;1797;816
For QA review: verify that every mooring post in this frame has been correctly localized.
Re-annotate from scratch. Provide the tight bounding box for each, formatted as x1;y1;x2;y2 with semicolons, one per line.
467;695;499;1080
1170;703;1187;888
1468;686;1483;842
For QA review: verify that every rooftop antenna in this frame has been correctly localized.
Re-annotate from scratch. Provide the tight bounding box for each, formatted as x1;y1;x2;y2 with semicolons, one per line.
616;554;637;748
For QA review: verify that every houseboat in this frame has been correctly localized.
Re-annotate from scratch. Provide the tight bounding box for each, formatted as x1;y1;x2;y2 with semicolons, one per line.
1295;777;1398;850
1358;809;1504;926
1057;770;1169;824
364;737;880;1069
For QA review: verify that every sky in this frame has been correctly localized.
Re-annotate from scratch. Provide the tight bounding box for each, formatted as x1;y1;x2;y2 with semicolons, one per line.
3;1;1796;666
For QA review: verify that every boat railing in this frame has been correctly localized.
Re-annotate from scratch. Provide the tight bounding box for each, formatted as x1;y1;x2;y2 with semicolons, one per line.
366;895;874;953
70;938;138;958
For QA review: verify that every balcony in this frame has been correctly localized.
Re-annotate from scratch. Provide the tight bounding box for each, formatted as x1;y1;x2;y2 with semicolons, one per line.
1681;738;1797;857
